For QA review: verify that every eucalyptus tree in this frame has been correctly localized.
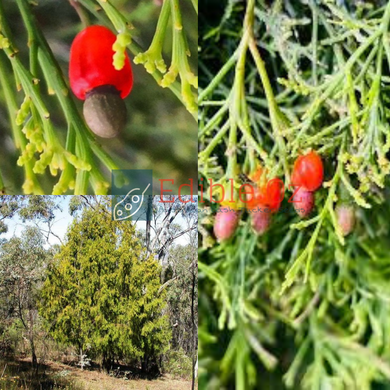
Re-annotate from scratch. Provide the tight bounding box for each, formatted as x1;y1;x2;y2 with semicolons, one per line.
0;226;49;368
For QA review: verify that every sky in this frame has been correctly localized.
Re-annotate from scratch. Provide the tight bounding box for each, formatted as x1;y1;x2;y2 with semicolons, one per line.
3;196;190;247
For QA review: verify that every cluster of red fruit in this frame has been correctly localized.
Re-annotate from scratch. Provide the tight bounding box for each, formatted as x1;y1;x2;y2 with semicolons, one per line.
214;151;324;242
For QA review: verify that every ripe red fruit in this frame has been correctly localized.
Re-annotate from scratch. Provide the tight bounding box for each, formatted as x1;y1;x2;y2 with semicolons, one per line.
291;152;324;192
246;185;265;210
336;204;355;236
214;205;240;242
69;26;133;138
69;25;133;100
265;178;284;213
246;178;284;214
293;187;314;218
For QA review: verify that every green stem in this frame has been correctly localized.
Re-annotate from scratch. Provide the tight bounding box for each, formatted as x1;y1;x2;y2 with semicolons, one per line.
190;0;198;15
0;51;43;194
199;120;230;160
149;0;171;54
0;169;4;193
248;13;288;179
68;0;90;28
227;42;248;180
198;101;229;138
309;0;319;86
199;50;238;104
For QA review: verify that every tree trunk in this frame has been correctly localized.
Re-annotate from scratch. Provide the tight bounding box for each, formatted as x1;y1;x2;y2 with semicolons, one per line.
145;195;153;253
102;353;106;372
29;337;37;369
28;310;38;370
141;355;149;373
190;261;197;390
80;347;83;370
102;353;112;373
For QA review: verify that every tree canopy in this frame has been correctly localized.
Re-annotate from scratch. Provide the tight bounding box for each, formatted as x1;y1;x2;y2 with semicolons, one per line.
40;204;171;372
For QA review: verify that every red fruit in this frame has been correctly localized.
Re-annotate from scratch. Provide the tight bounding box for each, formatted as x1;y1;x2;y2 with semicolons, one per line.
251;204;271;235
293;187;314;218
246;178;284;214
336;204;355;236
214;206;240;242
69;26;133;138
246;185;265;211
265;178;284;213
291;152;324;192
69;25;133;100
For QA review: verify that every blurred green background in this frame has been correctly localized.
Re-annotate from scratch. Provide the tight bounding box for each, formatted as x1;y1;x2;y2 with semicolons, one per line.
0;0;197;194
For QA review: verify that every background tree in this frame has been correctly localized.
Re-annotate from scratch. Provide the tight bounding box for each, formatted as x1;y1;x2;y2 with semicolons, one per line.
0;195;60;235
39;203;171;373
165;242;198;388
0;195;60;365
147;195;197;259
165;244;197;354
0;226;49;368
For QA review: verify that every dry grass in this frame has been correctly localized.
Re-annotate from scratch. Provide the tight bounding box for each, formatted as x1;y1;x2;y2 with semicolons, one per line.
48;360;193;390
1;358;195;390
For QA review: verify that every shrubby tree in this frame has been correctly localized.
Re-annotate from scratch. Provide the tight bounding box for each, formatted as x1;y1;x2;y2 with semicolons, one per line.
39;205;171;372
67;194;199;379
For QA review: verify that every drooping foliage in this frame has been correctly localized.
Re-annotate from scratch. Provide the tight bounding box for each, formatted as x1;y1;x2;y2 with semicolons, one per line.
199;0;390;389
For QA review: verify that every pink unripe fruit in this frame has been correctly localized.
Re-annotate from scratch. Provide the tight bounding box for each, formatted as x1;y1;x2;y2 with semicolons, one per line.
251;205;271;235
293;187;314;218
214;206;240;242
336;204;355;236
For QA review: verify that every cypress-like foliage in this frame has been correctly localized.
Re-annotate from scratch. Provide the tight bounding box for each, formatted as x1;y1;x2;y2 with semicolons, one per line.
39;207;170;372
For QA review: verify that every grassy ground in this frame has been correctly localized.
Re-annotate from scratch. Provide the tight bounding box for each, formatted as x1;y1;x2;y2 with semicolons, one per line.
0;358;194;390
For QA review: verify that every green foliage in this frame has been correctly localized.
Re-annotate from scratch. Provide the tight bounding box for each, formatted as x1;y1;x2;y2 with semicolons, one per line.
133;0;198;115
0;320;24;357
199;0;390;389
163;348;193;380
39;204;171;371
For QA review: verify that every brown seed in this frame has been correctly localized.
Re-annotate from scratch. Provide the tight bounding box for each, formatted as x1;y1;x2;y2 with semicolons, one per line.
83;84;127;138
